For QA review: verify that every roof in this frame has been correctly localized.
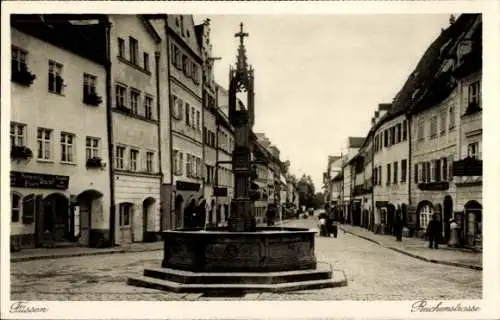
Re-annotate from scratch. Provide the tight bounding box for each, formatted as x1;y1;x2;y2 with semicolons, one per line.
348;137;365;148
361;14;480;147
11;14;108;65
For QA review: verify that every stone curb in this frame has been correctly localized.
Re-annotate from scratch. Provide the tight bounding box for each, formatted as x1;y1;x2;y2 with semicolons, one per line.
11;219;295;263
11;247;163;263
339;226;482;271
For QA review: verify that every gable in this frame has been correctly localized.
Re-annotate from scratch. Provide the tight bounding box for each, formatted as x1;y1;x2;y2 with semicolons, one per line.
167;15;201;58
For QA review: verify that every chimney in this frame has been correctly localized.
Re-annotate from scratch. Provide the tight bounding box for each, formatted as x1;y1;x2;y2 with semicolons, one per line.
449;14;456;25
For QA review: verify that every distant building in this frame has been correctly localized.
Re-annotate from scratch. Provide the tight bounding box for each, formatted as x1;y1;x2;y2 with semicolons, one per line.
340;137;365;222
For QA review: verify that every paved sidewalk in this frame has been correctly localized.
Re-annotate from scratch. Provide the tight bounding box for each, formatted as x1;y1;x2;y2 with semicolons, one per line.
11;219;294;263
338;224;482;271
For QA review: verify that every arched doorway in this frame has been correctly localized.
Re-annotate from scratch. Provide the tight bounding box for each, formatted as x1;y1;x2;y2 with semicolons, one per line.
443;195;453;242
464;200;482;247
43;193;70;243
174;195;183;229
143;197;156;242
76;189;103;247
416;200;434;235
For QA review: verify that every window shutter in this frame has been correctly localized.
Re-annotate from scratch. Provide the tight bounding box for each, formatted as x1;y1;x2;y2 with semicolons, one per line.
442;157;448;181
414;163;418;183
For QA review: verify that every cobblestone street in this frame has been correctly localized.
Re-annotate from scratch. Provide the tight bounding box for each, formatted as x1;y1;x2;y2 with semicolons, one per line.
10;218;481;301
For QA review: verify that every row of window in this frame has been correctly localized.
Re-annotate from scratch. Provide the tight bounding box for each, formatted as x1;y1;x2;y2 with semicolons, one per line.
171;95;201;131
11;123;102;163
372;159;408;186
414;157;453;184
172;150;202;179
115;84;155;120
117;36;151;72
115;145;155;173
171;43;200;84
12;47;101;102
374;120;408;153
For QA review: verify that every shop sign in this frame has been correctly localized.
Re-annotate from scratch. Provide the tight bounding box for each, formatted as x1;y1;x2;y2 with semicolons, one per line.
176;181;200;191
418;182;449;191
11;171;69;190
453;158;482;176
375;201;388;208
213;187;228;197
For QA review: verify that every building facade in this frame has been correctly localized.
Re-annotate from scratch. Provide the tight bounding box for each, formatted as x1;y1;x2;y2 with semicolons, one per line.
215;85;234;225
108;15;162;244
10;16;111;249
165;15;204;229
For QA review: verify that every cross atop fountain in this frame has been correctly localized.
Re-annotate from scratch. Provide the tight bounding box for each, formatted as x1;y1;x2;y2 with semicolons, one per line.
235;22;249;72
235;22;248;46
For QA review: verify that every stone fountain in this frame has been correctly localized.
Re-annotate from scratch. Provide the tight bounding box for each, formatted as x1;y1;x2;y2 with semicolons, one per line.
127;23;347;294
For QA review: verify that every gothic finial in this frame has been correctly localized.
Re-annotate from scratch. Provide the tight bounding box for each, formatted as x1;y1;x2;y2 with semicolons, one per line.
234;22;249;72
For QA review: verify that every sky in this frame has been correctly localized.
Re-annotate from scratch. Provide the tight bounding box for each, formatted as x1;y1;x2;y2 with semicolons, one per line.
193;14;452;191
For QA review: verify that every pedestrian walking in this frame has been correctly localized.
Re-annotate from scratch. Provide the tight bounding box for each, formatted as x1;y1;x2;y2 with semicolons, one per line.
328;207;338;238
426;214;441;249
394;212;403;241
448;218;460;247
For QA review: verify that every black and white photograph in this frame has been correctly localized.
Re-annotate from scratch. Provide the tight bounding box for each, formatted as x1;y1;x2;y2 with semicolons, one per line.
1;1;499;319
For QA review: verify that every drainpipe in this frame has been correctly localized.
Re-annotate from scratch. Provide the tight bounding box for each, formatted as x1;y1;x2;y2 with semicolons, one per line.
165;20;174;230
154;50;163;232
104;19;115;247
407;113;413;236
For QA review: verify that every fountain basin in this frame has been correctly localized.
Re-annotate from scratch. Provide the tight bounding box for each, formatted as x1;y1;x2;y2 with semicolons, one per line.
161;227;317;273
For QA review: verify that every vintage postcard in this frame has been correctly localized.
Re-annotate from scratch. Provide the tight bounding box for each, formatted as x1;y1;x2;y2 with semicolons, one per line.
1;0;499;319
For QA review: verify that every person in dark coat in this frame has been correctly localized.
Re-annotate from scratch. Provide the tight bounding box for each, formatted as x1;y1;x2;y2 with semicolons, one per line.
266;206;275;226
426;214;441;249
394;211;403;241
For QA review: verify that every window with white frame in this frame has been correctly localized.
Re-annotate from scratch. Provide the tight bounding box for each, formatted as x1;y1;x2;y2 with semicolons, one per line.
119;203;132;226
115;146;125;169
402;120;408;141
449;106;456;130
430;115;437;138
182;55;189;76
441;157;448;181
196;157;201;178
85;137;99;160
173;150;183;175
393;161;398;184
186;154;192;177
83;73;97;96
10;123;26;147
440;111;446;135
145;96;153;120
129;149;139;171
467;142;479;159
196;111;201;131
185;103;190;126
146;152;154;173
129;37;138;65
401;159;407;183
48;60;64;94
468;80;481;107
143;52;150;71
37;128;52;160
130;90;140;114
115;85;127;108
191;109;196;128
417;120;425;141
11;192;21;223
448;155;454;181
420;204;433;230
60;132;75;163
12;47;27;73
118;38;125;58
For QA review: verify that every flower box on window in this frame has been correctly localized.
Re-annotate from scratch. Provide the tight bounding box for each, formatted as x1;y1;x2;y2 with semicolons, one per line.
86;157;103;169
83;92;103;106
116;104;131;113
11;65;36;86
10;145;33;161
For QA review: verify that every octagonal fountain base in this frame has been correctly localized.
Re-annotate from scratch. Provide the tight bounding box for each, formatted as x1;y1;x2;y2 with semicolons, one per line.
127;227;347;293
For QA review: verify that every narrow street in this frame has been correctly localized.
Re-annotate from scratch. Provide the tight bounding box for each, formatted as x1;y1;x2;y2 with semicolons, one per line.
11;217;481;301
